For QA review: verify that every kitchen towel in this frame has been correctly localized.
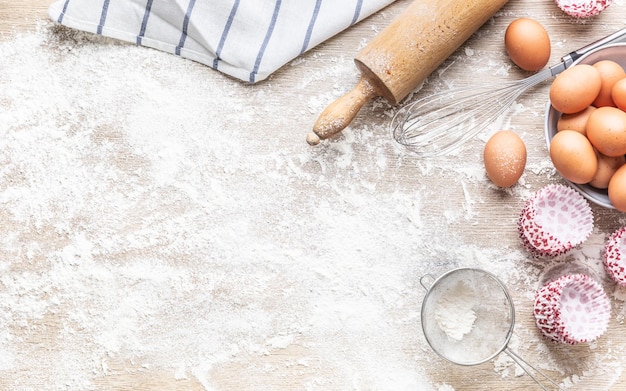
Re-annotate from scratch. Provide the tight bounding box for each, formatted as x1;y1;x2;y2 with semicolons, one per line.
48;0;397;83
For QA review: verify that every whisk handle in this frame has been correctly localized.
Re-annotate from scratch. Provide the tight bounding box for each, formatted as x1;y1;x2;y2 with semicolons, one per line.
307;77;377;145
565;28;626;66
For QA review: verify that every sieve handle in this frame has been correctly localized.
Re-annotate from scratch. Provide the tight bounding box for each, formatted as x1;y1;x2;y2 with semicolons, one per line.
420;274;435;291
504;348;563;390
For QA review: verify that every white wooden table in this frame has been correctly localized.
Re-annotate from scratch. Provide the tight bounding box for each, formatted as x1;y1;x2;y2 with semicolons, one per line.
1;0;626;389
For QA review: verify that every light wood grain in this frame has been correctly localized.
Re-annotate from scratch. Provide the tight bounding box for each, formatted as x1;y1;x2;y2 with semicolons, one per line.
2;1;626;390
0;0;52;36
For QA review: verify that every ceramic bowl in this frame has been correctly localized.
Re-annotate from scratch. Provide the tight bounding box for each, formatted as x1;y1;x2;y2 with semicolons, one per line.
545;43;626;209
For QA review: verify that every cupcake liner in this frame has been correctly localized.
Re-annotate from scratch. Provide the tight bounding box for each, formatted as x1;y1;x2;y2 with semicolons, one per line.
534;285;562;341
534;274;610;344
554;0;612;18
603;226;626;286
518;184;594;258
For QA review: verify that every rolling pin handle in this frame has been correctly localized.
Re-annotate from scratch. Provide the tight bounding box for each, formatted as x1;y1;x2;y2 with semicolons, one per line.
307;76;377;145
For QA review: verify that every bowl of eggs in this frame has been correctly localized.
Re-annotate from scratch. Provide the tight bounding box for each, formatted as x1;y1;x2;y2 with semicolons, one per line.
545;43;626;211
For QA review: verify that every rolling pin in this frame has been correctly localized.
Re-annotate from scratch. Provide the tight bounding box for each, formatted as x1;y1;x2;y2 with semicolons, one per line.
306;0;509;146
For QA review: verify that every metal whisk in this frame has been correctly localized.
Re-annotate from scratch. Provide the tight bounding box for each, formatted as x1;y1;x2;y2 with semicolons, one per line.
391;28;626;158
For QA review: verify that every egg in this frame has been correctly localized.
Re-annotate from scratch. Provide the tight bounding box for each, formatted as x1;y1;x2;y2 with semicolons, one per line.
549;64;602;114
592;60;626;107
590;152;625;189
557;106;596;135
483;130;526;187
608;164;626;212
549;130;597;184
586;106;626;157
612;78;626;111
504;18;551;72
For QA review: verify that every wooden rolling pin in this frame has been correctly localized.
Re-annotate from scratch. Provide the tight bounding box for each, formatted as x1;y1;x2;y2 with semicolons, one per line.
306;0;509;146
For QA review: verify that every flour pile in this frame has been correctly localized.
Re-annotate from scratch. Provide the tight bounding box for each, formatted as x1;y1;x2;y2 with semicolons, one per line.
434;280;477;342
0;20;625;391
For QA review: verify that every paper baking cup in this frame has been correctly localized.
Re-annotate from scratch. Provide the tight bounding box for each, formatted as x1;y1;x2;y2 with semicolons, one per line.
534;274;610;344
518;184;594;258
603;226;626;286
554;0;612;18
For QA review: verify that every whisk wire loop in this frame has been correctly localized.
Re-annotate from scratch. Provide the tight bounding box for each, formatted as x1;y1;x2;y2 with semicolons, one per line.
391;68;553;157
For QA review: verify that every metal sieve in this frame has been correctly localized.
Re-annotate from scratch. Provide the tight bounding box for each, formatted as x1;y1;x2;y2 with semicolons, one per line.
420;267;562;390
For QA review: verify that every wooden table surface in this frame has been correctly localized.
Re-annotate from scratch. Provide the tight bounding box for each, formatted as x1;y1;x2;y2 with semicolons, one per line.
2;0;626;390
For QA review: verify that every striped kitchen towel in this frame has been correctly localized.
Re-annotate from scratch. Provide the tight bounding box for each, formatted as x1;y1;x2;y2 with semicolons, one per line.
48;0;397;83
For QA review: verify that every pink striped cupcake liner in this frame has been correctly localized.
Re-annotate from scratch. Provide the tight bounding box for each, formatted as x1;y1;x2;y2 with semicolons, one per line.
603;226;626;286
554;0;613;18
534;274;610;344
518;184;594;258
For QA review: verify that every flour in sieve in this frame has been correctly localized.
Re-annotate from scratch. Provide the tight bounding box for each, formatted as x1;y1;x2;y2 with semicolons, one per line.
434;279;477;341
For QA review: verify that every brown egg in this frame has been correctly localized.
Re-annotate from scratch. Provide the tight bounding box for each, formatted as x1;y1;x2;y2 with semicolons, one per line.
586;106;626;157
550;64;602;114
483;130;527;187
557;106;596;135
589;151;625;189
612;78;626;111
549;130;597;184
608;164;626;212
592;60;626;107
504;18;551;72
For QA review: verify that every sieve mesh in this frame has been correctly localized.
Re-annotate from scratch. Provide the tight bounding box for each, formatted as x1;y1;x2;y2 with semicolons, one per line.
421;268;515;365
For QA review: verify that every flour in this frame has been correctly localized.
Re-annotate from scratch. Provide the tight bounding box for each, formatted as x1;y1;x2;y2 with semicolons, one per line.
434;280;477;341
0;11;625;391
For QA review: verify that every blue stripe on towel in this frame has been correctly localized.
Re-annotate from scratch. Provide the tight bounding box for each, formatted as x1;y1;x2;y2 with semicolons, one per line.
176;0;197;55
97;0;111;34
249;0;282;83
137;0;154;45
57;0;71;23
300;0;322;54
351;0;363;25
213;0;241;70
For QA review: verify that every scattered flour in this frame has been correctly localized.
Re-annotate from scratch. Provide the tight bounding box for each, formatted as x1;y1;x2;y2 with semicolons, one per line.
0;6;625;391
